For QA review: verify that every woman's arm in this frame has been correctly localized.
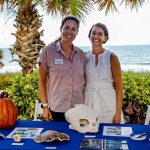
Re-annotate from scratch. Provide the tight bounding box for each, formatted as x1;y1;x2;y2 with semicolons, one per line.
39;64;47;105
110;53;123;123
38;64;52;121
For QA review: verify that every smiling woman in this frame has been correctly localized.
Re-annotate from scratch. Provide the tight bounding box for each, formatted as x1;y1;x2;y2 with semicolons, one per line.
38;16;86;122
85;22;124;124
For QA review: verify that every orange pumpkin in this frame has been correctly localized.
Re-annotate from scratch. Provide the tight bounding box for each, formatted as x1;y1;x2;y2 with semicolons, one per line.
0;91;18;129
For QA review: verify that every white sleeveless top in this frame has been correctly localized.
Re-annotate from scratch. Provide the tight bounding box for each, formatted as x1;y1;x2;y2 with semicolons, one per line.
85;50;124;123
85;50;113;85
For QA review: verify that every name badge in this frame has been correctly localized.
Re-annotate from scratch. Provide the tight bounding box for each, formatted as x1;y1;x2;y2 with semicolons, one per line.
54;59;63;64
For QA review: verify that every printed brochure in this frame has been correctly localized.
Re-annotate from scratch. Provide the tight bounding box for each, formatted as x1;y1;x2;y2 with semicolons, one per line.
7;127;43;138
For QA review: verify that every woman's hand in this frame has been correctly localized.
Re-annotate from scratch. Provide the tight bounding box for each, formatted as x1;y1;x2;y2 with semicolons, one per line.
113;113;121;124
43;107;53;121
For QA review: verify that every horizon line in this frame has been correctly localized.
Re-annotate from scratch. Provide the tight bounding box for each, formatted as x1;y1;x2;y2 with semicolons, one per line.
1;44;150;49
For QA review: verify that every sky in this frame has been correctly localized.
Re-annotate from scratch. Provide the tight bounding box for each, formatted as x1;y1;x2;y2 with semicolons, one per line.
0;3;150;48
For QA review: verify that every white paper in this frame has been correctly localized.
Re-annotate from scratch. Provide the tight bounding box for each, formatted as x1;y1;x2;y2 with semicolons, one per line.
103;126;133;137
84;135;96;138
7;127;43;138
11;143;24;146
45;147;56;149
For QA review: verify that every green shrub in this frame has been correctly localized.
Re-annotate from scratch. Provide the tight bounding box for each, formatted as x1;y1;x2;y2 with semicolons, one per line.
4;71;150;120
122;71;150;111
6;71;39;120
0;73;20;90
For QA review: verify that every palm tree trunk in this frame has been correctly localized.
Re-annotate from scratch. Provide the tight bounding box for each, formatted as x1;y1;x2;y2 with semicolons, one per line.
21;0;32;12
10;1;45;75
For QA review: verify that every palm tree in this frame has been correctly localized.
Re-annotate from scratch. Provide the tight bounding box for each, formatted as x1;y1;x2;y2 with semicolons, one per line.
0;0;92;75
0;48;4;68
0;0;45;75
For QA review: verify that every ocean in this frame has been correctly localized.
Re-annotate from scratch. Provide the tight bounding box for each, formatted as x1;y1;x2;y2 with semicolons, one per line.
0;45;150;73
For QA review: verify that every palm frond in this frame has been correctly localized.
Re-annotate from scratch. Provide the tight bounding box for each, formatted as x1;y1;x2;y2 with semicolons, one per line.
93;0;118;14
122;0;145;9
0;0;18;11
94;0;146;14
44;0;66;16
32;0;44;7
45;0;92;20
68;0;92;20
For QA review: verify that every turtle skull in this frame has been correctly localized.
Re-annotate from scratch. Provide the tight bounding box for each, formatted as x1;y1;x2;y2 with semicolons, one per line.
65;104;100;133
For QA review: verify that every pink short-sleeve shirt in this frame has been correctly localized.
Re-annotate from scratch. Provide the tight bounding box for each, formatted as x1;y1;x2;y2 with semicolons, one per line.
39;41;86;112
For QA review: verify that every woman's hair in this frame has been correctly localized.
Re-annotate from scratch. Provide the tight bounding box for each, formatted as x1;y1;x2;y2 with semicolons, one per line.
54;16;80;43
60;16;80;30
88;23;109;43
